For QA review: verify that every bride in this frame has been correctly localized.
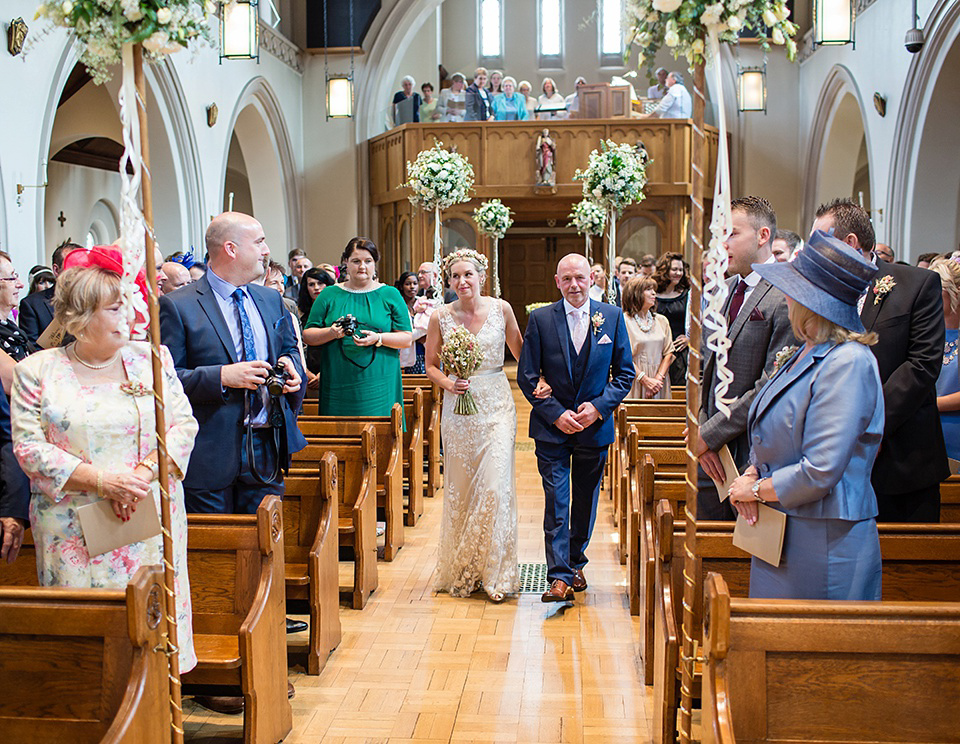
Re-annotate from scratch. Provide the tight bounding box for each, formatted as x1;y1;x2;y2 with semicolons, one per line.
425;248;535;602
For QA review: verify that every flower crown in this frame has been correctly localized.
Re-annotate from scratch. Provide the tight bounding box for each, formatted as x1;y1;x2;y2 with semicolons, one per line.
443;248;488;275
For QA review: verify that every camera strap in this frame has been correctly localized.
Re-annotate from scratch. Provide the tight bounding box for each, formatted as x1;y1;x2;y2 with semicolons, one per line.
338;323;379;371
245;393;285;486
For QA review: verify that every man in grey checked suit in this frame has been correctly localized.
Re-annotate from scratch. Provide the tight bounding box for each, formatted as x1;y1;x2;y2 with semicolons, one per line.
695;196;798;520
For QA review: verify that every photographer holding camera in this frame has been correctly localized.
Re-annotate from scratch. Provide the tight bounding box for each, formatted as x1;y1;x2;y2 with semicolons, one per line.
303;237;412;421
159;212;308;516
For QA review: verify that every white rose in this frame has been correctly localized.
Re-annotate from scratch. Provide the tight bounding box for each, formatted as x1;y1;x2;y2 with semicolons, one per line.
157;7;173;24
699;3;724;26
125;8;143;21
774;3;790;21
646;11;659;22
638;32;652;47
664;29;680;47
61;0;73;12
205;0;217;13
762;9;777;27
652;0;683;12
692;38;705;54
786;37;797;59
771;26;785;44
726;15;743;31
142;30;170;53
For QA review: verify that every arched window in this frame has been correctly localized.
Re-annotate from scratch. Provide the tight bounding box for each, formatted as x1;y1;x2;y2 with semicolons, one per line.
479;0;503;66
539;0;563;69
600;0;624;66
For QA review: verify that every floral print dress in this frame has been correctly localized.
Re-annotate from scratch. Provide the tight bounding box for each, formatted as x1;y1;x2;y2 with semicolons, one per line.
11;342;199;671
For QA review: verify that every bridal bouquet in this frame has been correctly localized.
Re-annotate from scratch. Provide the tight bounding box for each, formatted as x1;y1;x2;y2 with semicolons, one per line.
624;0;798;69
574;140;648;214
34;0;214;84
404;142;475;211
439;326;485;416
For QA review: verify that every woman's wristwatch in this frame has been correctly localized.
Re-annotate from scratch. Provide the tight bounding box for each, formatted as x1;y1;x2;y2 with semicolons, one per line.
751;477;767;503
139;455;160;480
375;333;383;347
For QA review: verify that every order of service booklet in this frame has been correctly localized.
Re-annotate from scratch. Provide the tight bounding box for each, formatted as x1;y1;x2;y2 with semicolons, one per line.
732;503;786;567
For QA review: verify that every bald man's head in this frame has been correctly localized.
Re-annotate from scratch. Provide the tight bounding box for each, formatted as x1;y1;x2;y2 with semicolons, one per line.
161;262;191;292
555;253;591;307
204;211;270;285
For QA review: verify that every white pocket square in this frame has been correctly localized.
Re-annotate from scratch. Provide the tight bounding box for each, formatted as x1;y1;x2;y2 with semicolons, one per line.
598;334;612;345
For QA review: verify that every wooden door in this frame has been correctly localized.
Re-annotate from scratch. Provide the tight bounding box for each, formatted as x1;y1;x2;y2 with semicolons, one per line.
501;235;583;333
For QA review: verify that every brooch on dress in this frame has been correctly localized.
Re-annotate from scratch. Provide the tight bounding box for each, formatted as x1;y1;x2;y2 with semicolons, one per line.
772;345;799;373
872;275;896;305
591;311;605;335
120;381;152;397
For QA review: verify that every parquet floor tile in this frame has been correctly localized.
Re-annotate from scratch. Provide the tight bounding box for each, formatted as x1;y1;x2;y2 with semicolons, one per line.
184;368;650;742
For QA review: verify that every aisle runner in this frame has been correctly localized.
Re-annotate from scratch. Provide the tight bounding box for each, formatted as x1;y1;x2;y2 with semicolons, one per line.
518;562;550;594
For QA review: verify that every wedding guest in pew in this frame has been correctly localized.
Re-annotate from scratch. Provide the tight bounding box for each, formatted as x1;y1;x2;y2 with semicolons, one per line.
727;231;884;600
10;251;199;665
813;199;948;521
622;277;674;400
696;196;796;520
18;240;81;344
929;256;960;461
302;237;412;420
0;379;29;564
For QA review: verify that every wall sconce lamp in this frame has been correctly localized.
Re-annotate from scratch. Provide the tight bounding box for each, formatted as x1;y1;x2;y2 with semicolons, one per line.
324;0;355;120
7;17;28;56
737;64;767;113
220;0;259;62
813;0;856;48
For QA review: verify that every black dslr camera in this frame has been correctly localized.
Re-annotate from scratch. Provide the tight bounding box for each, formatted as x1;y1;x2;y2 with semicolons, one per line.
264;360;291;397
334;314;359;337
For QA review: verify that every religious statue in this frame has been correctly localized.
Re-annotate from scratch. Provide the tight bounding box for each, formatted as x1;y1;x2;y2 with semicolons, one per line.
535;129;557;194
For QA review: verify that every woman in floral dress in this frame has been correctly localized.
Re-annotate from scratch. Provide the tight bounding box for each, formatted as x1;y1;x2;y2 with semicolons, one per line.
11;259;199;670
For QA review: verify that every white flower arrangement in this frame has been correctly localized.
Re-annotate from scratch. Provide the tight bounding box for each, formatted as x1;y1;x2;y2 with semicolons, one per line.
574;140;648;215
404;142;475;211
568;198;607;237
34;0;214;84
624;0;798;70
473;199;513;240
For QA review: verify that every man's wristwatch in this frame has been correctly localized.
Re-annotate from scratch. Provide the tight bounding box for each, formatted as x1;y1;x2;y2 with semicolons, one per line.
751;477;767;503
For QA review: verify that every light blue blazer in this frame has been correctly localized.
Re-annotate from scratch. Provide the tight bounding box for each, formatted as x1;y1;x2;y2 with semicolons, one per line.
747;340;884;521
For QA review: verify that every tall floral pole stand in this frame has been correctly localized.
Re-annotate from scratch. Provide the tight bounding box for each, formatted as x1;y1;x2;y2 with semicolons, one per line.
624;2;797;741
473;200;513;297
34;4;216;742
404;143;475;296
569;198;606;265
574;141;647;303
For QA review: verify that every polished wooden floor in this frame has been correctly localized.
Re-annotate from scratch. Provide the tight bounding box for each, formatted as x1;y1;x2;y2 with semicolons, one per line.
184;371;652;743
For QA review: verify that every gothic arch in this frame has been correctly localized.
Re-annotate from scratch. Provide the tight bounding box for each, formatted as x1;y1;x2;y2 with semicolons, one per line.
221;77;303;257
802;65;872;231
888;0;960;260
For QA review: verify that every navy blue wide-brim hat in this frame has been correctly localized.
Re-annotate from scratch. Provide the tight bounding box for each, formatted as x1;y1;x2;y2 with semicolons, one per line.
752;230;878;332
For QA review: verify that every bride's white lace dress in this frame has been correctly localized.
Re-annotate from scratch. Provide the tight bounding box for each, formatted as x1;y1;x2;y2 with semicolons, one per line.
434;299;519;600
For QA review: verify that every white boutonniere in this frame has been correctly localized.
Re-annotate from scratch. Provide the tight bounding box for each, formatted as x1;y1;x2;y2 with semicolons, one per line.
591;311;605;335
773;345;799;373
872;275;896;305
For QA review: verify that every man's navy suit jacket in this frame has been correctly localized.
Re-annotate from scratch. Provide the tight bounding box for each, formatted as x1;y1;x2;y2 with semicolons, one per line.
159;274;307;491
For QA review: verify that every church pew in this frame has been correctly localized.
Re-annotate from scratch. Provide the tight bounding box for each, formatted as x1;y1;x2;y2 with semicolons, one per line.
298;403;403;560
654;500;960;744
701;571;960;744
0;564;170;743
282;451;342;675
401;386;425;526
0;530;38;586
403;374;441;497
941;474;960;521
184;495;292;744
289;430;378;609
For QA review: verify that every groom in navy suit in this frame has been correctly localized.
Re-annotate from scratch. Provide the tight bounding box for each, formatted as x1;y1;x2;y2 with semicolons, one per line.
519;254;634;602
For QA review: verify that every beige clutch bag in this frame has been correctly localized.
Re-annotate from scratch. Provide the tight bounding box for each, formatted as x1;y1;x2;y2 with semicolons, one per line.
77;497;162;557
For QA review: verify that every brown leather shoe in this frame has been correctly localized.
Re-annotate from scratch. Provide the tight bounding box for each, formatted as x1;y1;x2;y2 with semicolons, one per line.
193;695;244;715
572;569;587;592
541;579;575;603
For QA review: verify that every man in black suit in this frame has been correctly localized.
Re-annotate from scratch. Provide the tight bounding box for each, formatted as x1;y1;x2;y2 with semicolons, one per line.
416;261;457;303
464;67;491;122
19;241;81;343
812;198;949;521
159;212;307;516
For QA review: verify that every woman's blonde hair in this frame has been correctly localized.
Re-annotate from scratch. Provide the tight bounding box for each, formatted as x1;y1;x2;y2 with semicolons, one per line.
929;257;960;315
787;300;877;346
53;267;122;338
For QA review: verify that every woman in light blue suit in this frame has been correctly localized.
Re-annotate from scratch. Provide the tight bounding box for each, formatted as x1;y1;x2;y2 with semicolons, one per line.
727;231;884;600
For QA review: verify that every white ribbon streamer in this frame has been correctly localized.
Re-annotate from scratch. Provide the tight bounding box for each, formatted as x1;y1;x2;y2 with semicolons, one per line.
702;30;735;417
117;43;149;341
585;233;592;264
492;237;501;298
433;205;443;298
607;208;617;304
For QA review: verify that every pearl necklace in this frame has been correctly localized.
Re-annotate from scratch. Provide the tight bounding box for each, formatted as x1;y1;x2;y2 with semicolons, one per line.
72;343;120;370
635;311;655;333
945;338;960;367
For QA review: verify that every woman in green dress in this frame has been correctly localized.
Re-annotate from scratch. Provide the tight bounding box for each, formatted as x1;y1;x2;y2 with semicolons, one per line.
302;238;413;418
